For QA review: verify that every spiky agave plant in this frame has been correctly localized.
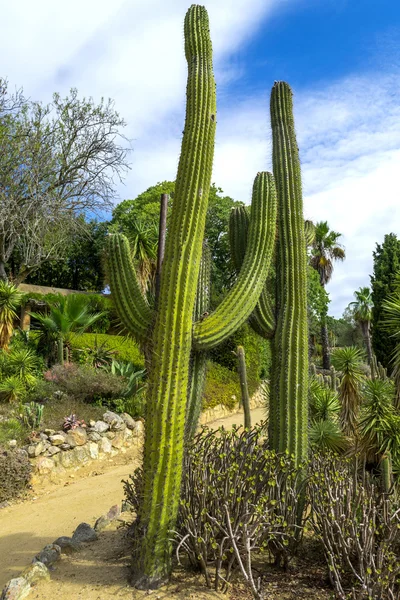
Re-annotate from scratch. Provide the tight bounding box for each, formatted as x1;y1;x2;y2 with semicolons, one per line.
0;282;24;350
106;6;277;588
331;346;364;438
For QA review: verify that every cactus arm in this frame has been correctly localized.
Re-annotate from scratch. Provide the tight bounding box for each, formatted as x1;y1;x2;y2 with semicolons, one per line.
193;172;277;351
133;6;216;588
185;244;211;440
106;233;153;342
236;345;251;429
269;81;309;466
304;219;316;247
229;206;276;338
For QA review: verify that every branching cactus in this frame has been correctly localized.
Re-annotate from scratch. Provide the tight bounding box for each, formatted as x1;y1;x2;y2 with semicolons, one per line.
229;82;309;466
106;5;277;588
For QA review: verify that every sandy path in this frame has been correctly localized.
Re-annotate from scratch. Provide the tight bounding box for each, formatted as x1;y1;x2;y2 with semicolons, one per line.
0;408;265;588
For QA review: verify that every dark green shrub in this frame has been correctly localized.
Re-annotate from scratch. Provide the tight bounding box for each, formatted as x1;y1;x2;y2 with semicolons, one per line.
0;447;32;502
202;361;240;410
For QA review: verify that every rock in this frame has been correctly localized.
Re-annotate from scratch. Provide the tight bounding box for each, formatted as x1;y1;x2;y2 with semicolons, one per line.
34;441;46;457
88;432;101;442
27;445;37;458
87;442;99;460
94;515;110;531
34;543;61;566
102;411;124;428
105;431;115;440
73;445;89;464
0;577;30;600
107;504;121;521
132;420;144;437
99;437;112;454
121;413;136;430
124;428;132;438
66;428;87;447
45;446;61;457
39;433;49;441
72;523;98;544
8;440;17;448
52;536;80;554
44;429;55;436
60;451;75;469
111;431;125;449
49;434;66;446
20;561;50;584
35;457;55;475
89;420;96;428
59;443;71;451
93;420;109;434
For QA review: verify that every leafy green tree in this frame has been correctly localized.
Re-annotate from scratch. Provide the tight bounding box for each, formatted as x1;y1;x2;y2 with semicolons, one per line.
23;220;108;291
310;221;345;369
371;233;400;371
349;286;373;364
111;181;243;306
307;265;329;357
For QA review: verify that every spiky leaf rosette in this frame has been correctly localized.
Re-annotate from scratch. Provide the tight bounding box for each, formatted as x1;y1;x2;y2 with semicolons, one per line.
132;5;217;588
269;82;309;466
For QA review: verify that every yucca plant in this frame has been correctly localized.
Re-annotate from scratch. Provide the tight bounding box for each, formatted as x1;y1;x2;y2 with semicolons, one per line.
331;346;364;438
0;281;24;350
309;419;348;454
7;348;40;386
0;376;26;403
382;288;400;408
309;378;340;422
359;378;400;464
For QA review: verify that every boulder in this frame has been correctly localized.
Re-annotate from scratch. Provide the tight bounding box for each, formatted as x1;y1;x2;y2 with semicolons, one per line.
93;421;109;434
94;515;110;531
107;504;121;521
87;442;99;460
121;413;136;430
59;451;76;469
99;437;112;454
49;434;66;446
44;429;55;436
34;544;61;566
72;523;98;544
34;441;46;457
39;433;49;441
20;561;50;584
53;536;80;554
132;421;144;437
59;443;71;451
0;577;30;600
111;432;125;449
88;432;101;442
72;445;90;464
66;428;87;447
102;411;124;428
27;445;37;458
45;446;61;457
35;457;55;475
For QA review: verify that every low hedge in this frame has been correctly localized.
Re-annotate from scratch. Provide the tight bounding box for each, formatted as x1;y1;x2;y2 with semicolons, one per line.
69;334;144;369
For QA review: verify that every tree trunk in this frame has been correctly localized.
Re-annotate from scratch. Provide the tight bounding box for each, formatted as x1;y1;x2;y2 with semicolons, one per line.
362;322;373;365
321;321;330;370
0;261;8;282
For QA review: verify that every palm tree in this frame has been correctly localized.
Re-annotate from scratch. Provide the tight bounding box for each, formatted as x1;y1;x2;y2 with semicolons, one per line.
349;286;373;365
0;281;24;350
31;294;104;365
310;221;345;369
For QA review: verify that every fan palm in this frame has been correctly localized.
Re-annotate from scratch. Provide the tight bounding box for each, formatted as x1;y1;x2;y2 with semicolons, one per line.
310;222;345;369
0;281;24;350
349;286;373;365
331;346;364;438
31;294;104;365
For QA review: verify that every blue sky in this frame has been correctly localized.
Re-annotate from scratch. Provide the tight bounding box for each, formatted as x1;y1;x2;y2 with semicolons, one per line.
1;0;400;316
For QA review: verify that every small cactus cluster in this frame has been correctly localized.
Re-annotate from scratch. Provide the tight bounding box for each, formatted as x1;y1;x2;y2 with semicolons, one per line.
371;354;388;380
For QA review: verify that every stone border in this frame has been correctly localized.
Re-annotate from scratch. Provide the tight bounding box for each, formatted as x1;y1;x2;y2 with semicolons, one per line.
0;503;125;600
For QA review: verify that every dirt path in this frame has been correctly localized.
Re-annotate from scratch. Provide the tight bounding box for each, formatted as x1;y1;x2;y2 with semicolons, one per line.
0;408;265;588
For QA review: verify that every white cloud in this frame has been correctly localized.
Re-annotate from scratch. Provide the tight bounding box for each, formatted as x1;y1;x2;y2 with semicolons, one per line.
1;1;399;318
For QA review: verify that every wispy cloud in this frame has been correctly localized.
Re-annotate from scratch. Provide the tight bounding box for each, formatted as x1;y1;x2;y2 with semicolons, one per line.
1;1;399;317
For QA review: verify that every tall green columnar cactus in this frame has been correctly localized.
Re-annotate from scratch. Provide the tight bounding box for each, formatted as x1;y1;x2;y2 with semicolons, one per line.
185;244;211;440
236;345;251;428
106;6;277;588
269;82;309;465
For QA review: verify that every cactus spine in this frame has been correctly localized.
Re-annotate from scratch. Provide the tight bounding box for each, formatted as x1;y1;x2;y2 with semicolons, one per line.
236;345;251;429
106;6;277;588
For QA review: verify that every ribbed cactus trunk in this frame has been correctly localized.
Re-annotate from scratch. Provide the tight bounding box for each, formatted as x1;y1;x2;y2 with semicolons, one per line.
236;345;251;428
133;6;216;587
269;82;309;466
